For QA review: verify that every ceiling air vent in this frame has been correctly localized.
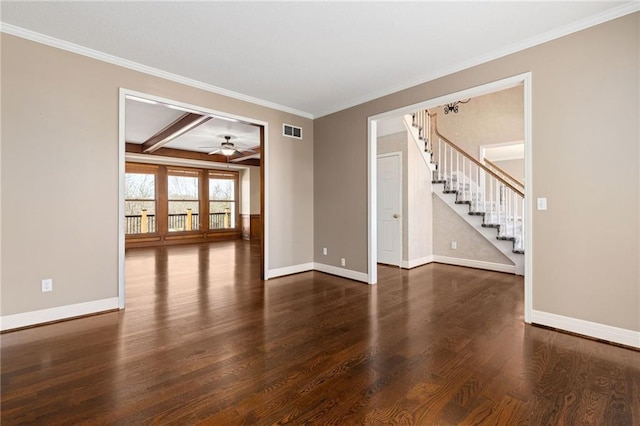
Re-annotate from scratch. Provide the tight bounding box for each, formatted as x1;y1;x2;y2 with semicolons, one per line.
283;123;303;139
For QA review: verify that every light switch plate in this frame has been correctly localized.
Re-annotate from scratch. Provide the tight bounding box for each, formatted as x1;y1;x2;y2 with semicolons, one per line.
537;197;547;210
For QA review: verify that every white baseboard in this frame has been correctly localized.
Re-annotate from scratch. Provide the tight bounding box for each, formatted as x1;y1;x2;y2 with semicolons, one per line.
313;262;369;283
401;255;434;269
0;297;119;332
432;255;515;274
532;310;640;349
267;262;314;279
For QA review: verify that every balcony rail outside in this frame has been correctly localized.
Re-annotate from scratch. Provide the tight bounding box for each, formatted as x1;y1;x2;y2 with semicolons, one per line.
125;212;231;234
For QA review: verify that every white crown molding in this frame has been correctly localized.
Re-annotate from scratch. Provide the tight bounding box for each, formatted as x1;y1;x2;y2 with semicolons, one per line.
2;3;637;120
0;22;314;120
315;2;640;118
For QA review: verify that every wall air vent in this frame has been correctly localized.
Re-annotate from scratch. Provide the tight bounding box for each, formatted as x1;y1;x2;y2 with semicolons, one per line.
283;124;303;139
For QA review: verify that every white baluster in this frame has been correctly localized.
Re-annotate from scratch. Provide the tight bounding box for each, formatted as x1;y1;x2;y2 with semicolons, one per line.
438;139;442;181
455;151;459;193
489;175;494;220
462;157;466;202
449;146;453;190
513;191;519;243
521;196;525;250
497;182;502;235
471;162;476;208
443;143;448;186
480;169;485;213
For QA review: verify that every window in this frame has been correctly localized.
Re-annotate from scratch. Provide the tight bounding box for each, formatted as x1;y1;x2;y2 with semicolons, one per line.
125;166;157;234
209;170;237;229
125;162;242;247
167;168;200;232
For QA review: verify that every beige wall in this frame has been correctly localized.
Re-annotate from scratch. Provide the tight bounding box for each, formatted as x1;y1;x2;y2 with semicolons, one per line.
432;196;512;265
249;165;261;215
240;168;251;215
314;13;639;331
434;86;524;161
493;159;524;183
1;34;313;316
406;132;432;263
240;166;261;216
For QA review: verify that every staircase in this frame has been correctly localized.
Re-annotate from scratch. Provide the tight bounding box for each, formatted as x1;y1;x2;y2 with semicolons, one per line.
406;109;525;275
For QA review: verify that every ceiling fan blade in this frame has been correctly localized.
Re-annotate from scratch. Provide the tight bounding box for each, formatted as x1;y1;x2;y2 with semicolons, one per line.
208;149;222;155
237;148;256;153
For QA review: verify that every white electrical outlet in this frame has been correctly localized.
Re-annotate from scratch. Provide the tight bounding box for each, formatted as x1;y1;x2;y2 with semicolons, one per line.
451;241;457;250
41;278;53;292
323;247;327;255
340;258;346;267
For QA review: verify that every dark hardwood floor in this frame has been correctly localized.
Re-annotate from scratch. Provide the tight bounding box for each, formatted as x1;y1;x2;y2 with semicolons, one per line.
2;241;638;424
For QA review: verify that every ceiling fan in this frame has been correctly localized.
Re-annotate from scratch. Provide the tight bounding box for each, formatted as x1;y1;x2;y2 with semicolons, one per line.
201;135;256;156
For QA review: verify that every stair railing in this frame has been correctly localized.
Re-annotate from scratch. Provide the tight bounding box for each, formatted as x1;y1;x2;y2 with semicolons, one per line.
483;158;525;194
411;109;432;153
430;114;525;252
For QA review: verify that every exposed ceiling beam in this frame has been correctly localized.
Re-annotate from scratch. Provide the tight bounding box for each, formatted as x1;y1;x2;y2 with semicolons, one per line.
230;153;261;163
127;143;229;163
142;113;212;153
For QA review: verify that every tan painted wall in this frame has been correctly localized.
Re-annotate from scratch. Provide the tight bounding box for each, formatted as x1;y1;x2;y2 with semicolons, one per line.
249;165;261;215
240;166;261;215
434;86;524;161
432;196;512;265
406;132;433;263
1;34;314;316
240;169;251;215
493;159;524;183
314;13;639;331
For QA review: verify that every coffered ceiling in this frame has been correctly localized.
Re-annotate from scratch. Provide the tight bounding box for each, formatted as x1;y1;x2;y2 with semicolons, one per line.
125;97;261;165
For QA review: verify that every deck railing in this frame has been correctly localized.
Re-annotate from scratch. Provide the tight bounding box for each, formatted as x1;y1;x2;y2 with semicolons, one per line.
125;212;230;234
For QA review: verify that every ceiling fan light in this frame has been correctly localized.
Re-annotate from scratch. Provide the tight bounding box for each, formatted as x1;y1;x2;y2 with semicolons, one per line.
221;148;235;156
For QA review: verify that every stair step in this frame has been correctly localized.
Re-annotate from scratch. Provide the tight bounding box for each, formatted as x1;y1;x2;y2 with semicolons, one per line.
429;160;526;264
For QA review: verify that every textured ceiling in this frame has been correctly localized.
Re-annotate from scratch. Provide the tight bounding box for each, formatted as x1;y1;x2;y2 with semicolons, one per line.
1;1;637;117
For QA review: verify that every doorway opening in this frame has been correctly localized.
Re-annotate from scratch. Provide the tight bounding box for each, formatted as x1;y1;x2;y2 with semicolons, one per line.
368;73;533;323
118;89;268;309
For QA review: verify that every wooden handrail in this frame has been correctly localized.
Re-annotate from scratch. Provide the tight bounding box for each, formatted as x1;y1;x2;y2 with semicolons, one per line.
431;113;524;197
483;158;524;190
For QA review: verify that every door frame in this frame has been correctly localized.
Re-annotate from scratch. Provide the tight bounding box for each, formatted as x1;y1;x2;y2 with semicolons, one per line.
377;151;403;267
118;88;269;309
367;72;533;323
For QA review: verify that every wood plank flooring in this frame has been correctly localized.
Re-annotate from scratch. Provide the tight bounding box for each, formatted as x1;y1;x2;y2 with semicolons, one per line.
2;240;639;424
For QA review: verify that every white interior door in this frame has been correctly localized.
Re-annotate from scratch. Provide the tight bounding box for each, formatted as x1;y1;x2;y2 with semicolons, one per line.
377;153;402;266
